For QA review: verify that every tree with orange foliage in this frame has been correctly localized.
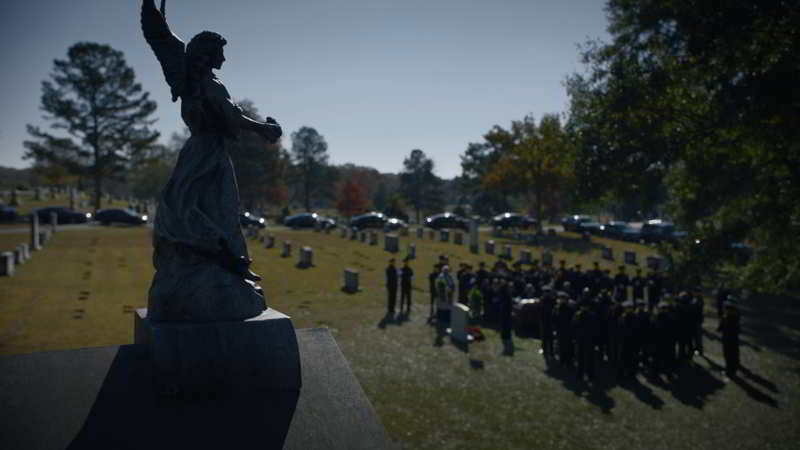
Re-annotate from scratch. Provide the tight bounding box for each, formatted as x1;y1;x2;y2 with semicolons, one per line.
336;178;369;219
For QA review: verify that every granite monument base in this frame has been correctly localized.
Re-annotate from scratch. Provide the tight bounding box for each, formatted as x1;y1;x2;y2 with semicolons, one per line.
134;308;301;396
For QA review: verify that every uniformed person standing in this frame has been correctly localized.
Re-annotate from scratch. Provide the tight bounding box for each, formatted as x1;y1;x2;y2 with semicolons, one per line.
631;268;646;302
718;300;741;377
399;258;414;316
539;286;556;360
555;292;576;367
428;264;440;319
614;266;630;303
386;259;398;316
573;302;598;382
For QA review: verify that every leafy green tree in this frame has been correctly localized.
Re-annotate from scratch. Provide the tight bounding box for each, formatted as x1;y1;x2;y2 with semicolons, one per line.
290;126;330;211
24;42;159;210
399;149;443;223
567;0;800;293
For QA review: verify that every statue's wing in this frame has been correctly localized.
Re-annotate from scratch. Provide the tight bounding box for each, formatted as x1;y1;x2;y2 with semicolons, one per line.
141;0;186;102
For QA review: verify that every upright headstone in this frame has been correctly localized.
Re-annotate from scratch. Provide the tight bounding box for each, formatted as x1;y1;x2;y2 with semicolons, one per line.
298;246;313;268
13;245;25;265
359;232;366;243
647;256;664;271
39;230;51;245
520;249;532;265
454;232;463;245
30;213;41;251
440;229;450;243
281;241;292;258
264;234;275;249
542;251;553;267
407;243;416;260
350;228;358;240
485;240;495;255
20;243;30;260
0;252;14;277
448;303;471;343
49;211;58;233
624;251;638;265
416;227;423;239
369;231;378;246
469;220;479;254
582;231;591;242
384;234;399;253
502;244;512;260
343;268;360;293
602;246;614;261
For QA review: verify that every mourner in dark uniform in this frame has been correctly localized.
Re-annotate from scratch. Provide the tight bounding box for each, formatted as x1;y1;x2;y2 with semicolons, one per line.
652;300;677;376
400;258;413;315
618;300;638;378
614;266;630;303
691;289;705;355
573;302;598;382
499;279;514;342
386;259;398;316
631;268;646;301
718;300;741;377
428;264;440;318
675;292;695;361
555;292;576;366
647;270;663;312
539;286;556;359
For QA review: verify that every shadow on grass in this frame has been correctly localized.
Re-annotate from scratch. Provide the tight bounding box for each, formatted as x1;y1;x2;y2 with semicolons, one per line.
662;361;725;409
543;360;616;414
738;292;800;361
618;377;665;410
731;373;779;408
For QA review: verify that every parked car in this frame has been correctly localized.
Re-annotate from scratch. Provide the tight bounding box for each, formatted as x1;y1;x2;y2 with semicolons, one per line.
240;211;266;229
561;214;596;232
0;205;18;222
95;208;148;226
424;212;469;230
33;206;91;224
491;212;538;230
283;212;335;229
350;212;387;230
639;219;687;245
599;221;641;241
384;217;408;232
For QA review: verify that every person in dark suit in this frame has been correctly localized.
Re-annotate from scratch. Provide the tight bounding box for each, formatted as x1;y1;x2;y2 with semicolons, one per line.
400;258;413;315
386;259;398;316
718;300;741;377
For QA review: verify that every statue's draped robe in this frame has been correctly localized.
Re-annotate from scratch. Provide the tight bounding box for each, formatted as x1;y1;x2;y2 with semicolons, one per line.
148;75;265;322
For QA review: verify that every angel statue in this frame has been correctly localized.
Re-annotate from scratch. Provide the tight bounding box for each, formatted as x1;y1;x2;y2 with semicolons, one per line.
141;0;282;322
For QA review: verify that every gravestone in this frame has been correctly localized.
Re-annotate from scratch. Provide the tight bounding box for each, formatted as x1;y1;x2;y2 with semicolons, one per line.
454;232;463;245
624;250;638;265
407;243;416;260
542;251;553;267
416;228;423;239
502;244;512;260
447;303;472;344
30;213;41;251
20;243;30;260
1;252;14;277
50;211;58;233
13;245;25;265
485;240;495;255
647;256;664;271
428;229;435;240
440;229;449;243
39;230;51;245
369;231;378;246
582;231;591;242
469;220;479;254
281;241;292;258
602;246;614;260
265;235;275;249
298;247;313;268
343;268;360;293
384;234;399;253
520;249;532;265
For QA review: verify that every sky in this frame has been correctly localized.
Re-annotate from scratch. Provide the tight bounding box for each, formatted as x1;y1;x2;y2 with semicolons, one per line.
0;0;610;179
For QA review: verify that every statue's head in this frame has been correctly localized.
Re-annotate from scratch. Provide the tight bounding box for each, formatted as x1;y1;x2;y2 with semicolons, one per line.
187;31;227;71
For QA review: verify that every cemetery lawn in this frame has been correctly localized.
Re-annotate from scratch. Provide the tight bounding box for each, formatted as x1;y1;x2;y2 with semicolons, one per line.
1;226;797;450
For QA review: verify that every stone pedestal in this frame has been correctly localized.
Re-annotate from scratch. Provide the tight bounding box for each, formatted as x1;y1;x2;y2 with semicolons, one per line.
343;268;360;293
0;252;14;277
39;230;51;246
485;240;495;255
624;251;638;265
416;227;423;238
440;229;449;242
298;246;313;268
134;308;301;396
30;213;41;251
384;234;399;253
407;243;416;260
602;246;614;260
520;249;532;265
20;243;30;260
454;232;463;245
281;241;292;258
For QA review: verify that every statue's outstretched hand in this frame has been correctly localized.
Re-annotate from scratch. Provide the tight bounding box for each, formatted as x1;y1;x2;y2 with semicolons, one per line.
260;118;282;144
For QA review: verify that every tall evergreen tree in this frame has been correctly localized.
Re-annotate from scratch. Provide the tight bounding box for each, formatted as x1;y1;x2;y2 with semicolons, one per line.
290;126;329;211
399;149;442;223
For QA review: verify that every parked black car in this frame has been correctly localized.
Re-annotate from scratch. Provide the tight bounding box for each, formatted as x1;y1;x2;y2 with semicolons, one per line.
384;217;408;232
350;212;387;230
240;211;266;229
640;219;687;244
0;205;18;222
561;214;596;232
491;212;537;230
283;212;335;229
424;212;469;230
95;208;148;226
34;206;91;224
599;221;641;241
